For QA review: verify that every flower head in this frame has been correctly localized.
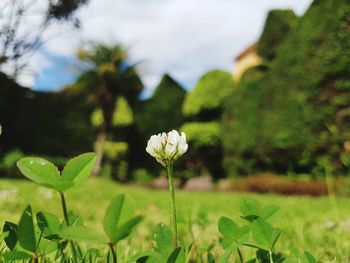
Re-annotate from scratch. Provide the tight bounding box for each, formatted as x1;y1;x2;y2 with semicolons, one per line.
146;130;188;166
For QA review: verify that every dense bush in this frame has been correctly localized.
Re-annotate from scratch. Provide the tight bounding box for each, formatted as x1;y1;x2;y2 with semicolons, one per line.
182;70;234;120
223;0;350;177
181;122;220;148
131;74;186;173
257;9;298;60
0;73;94;158
181;70;235;178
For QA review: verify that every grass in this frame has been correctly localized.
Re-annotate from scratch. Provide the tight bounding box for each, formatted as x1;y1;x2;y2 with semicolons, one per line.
1;177;350;261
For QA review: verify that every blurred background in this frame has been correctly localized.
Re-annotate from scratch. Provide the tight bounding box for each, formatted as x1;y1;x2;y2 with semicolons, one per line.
0;0;349;195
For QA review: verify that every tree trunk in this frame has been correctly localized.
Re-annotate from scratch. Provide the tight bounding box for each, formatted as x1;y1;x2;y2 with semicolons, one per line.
92;129;106;176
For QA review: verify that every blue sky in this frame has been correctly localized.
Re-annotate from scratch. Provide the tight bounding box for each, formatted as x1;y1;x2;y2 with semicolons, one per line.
19;0;313;96
33;53;77;91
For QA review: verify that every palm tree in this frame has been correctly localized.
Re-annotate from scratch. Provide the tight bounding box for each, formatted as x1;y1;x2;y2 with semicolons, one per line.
76;44;143;175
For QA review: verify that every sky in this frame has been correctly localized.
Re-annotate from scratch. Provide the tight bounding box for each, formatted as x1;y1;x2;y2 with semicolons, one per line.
16;0;312;96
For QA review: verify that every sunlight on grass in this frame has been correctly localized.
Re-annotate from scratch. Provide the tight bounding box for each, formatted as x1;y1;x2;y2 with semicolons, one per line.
1;177;350;259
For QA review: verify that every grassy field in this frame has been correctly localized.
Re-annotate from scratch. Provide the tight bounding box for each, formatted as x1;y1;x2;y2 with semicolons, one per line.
1;177;350;261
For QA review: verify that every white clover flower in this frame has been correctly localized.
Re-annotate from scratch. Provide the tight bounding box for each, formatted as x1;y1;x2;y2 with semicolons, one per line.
146;130;188;166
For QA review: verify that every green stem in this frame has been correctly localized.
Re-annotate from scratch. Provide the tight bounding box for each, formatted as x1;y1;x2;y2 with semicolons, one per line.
60;192;69;225
109;243;117;263
269;250;274;263
59;192;78;263
167;162;178;249
237;248;244;263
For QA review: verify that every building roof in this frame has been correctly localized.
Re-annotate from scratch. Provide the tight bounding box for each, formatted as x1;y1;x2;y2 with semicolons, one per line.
235;42;258;61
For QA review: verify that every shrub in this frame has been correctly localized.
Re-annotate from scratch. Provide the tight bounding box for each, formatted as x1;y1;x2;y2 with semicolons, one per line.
0;149;24;178
131;74;186;173
181;122;220;148
182;70;234;119
223;0;350;177
257;9;298;60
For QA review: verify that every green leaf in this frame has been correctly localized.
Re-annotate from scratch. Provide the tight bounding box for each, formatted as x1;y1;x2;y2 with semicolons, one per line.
103;194;136;242
59;225;106;243
251;218;281;250
36;212;61;238
110;215;143;244
166;247;185;263
61;153;96;187
60;210;84;227
218;247;233;263
136;256;150;263
46;181;74;192
67;210;84;226
301;251;317;263
36;237;59;255
256;249;270;262
153;223;173;257
207;252;215;263
127;251;161;263
261;205;280;220
218;217;239;237
17;158;60;189
18;205;37;252
240;198;261;221
3;221;18;251
218;217;250;247
1;251;32;261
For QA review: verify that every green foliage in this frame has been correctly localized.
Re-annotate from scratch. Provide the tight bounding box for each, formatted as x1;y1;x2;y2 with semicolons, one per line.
61;153;97;188
218;217;249;248
131;169;154;183
217;198;318;263
180;122;220;148
257;9;298;60
133;224;185;263
182;70;234;118
223;0;350;176
17;153;96;192
91;97;134;128
36;212;61;239
0;72;94;158
112;97;134;126
103;194;142;244
102;141;128;161
17;206;37;252
59;225;106;243
180;70;234;178
3;222;17;250
0;149;24;178
132;74;186;172
77;44;143;126
135;74;186;138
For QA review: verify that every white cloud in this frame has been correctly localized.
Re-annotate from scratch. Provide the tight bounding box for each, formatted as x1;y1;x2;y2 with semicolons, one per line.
29;0;312;93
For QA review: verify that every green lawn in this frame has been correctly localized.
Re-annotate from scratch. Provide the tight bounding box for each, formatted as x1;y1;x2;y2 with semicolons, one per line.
1;178;350;261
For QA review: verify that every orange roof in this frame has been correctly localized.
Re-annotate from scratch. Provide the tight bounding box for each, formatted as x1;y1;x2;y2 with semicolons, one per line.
235;42;258;61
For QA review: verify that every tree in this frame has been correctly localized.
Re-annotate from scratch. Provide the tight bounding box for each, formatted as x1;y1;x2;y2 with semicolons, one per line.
181;70;235;178
132;74;186;172
75;44;143;175
0;0;88;76
223;0;350;176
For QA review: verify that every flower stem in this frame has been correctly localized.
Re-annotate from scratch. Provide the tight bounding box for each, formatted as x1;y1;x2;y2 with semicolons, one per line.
60;192;69;224
109;243;117;263
167;162;178;249
269;250;274;263
237;248;244;263
59;192;78;263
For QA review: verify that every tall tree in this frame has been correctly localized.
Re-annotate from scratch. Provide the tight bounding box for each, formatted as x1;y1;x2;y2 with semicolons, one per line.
75;44;143;175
